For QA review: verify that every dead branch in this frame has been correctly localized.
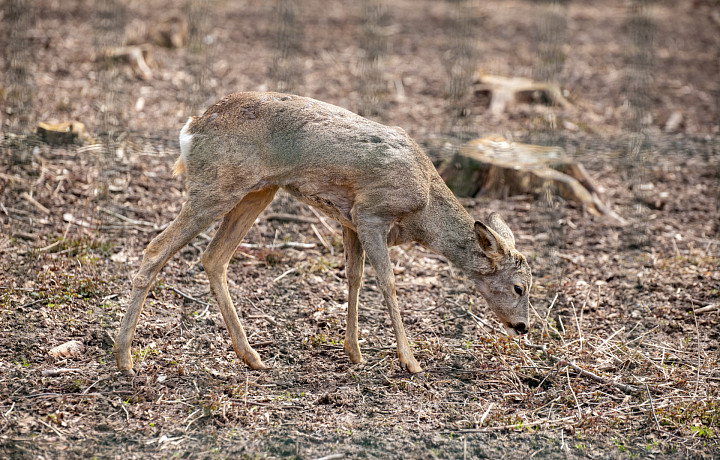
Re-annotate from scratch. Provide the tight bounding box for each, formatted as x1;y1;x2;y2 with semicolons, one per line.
41;368;81;377
264;213;319;224
99;207;167;231
240;242;316;250
693;303;718;314
20;192;50;215
247;314;278;326
170;287;211;309
646;384;662;430
526;342;640;395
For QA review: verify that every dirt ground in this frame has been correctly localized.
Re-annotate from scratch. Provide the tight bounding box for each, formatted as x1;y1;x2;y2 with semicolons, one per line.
1;0;719;458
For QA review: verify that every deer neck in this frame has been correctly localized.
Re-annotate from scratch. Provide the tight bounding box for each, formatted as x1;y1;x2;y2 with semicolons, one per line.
410;177;490;274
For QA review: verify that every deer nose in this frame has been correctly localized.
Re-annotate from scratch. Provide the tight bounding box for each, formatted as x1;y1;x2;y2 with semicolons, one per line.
512;322;528;335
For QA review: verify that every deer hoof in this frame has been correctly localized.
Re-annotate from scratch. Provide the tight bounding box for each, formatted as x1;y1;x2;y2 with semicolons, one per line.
344;342;363;363
244;351;267;370
399;354;423;374
115;353;134;375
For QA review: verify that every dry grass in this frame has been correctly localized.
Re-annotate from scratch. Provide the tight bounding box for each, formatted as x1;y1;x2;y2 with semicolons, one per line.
1;135;718;458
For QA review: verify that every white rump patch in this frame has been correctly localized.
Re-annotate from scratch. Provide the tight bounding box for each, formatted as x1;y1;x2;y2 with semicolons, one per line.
179;118;194;162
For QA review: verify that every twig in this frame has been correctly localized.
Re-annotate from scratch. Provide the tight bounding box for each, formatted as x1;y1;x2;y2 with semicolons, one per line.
82;376;106;395
63;213;94;228
312;454;344;460
691;303;701;396
365;356;388;372
478;402;494;426
19;299;43;309
456;415;576;433
311;223;333;256
247;314;278;326
646;384;661;431
183;409;201;424
307;206;338;236
595;327;625;354
170;287;210;309
20;192;50;215
423;313;468;332
273;267;297;283
103;45;153;79
99;207;166;231
195;302;211;319
566;368;582;420
693;303;718;314
240;242;316;250
462;306;503;336
185;412;204;432
264;213;319;224
578;288;589;351
4;402;15;417
37;418;65;438
37;240;61;252
527;342;639;394
542;293;562;339
0;172;26;183
41;368;81;377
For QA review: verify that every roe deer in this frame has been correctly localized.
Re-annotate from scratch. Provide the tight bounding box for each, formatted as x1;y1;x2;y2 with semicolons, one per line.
115;92;532;374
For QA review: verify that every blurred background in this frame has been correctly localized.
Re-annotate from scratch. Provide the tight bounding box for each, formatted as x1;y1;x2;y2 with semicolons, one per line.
2;0;718;286
2;0;717;139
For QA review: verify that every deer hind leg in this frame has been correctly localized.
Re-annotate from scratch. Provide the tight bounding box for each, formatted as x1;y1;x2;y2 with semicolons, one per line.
356;219;422;373
115;200;233;374
201;187;278;370
342;226;365;364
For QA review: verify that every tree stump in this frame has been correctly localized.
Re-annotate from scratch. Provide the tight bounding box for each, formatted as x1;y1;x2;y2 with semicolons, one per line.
439;137;626;225
101;45;153;80
154;16;188;48
37;121;88;145
474;74;572;115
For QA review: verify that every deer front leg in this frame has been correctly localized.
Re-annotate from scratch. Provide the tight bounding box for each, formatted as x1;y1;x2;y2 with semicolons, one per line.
342;226;365;364
357;222;422;373
201;188;278;370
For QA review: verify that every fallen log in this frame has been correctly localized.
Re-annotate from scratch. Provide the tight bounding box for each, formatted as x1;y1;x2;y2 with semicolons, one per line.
474;74;572;115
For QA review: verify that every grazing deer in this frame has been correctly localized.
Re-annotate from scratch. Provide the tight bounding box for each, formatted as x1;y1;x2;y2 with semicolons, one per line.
115;92;532;375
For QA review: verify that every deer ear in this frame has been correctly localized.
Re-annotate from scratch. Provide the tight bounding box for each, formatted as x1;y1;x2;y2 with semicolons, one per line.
487;212;516;248
474;220;510;261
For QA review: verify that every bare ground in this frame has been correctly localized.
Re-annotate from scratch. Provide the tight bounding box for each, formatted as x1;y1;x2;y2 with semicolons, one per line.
1;1;719;458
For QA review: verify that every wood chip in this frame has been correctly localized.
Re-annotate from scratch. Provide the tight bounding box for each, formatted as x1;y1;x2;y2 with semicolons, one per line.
48;340;85;359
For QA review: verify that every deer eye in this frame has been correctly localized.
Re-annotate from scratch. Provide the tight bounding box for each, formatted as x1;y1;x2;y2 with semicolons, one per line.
513;285;524;296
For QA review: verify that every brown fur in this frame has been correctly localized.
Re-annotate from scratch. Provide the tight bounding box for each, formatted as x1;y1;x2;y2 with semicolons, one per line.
115;92;533;375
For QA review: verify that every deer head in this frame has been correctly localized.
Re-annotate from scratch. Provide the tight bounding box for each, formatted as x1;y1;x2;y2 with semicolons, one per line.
473;212;532;336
